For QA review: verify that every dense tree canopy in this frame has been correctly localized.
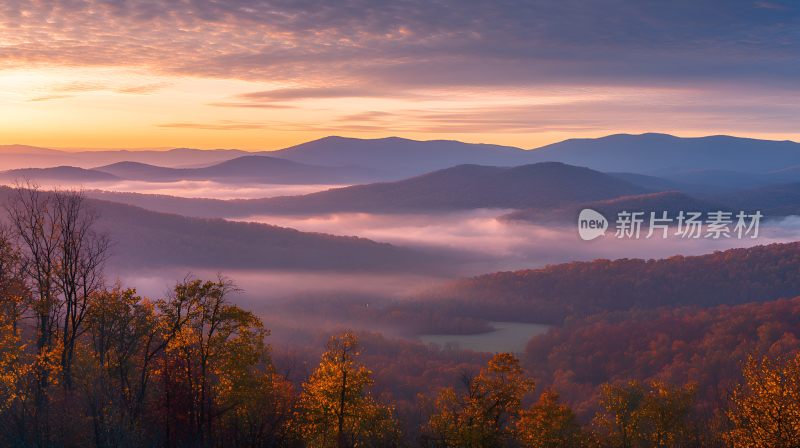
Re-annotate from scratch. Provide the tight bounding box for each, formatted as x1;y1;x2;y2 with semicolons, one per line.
0;185;799;447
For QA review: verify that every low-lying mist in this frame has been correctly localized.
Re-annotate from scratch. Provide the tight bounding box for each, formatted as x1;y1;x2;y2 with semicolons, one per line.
104;210;800;350
111;267;450;346
235;210;800;274
13;179;800;354
8;179;345;199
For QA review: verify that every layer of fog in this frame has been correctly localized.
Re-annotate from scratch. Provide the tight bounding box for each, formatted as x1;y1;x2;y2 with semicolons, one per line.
235;210;800;275
100;210;800;351
5;180;344;199
111;266;449;345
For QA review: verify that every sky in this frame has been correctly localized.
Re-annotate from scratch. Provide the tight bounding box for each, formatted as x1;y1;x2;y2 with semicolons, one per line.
1;0;799;150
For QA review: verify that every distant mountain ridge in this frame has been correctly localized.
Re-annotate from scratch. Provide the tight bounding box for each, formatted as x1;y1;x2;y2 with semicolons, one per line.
240;162;647;214
0;186;443;273
502;191;725;224
413;242;800;323
0;145;247;169
268;134;800;182
0;166;121;182
94;156;376;184
528;133;800;175
83;162;649;217
269;136;533;178
4;133;800;189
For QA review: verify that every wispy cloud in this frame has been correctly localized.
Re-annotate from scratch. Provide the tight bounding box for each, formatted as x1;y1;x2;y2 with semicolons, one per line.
2;0;800;145
2;0;798;90
25;80;170;103
157;121;271;130
238;87;389;101
29;94;72;102
116;82;170;94
207;102;295;109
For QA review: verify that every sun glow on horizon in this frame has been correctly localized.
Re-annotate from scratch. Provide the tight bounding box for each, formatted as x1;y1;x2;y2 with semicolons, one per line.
3;65;799;151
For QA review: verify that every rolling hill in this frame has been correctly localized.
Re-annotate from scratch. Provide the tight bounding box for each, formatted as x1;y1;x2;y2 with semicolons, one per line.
715;181;800;217
529;133;800;175
82;162;800;222
409;242;800;324
268;134;800;184
0;187;445;273
607;172;687;192
502;191;726;224
6;134;800;187
0;145;247;169
92;161;183;181
0;166;121;183
269;136;534;178
83;162;649;217
94;155;376;184
235;162;650;214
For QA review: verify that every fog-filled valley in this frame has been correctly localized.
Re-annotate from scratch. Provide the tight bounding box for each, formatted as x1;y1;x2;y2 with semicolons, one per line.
9;1;800;444
4;134;800;446
5;135;800;349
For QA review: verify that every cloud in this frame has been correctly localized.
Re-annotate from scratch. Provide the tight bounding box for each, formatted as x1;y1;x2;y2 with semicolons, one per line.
238;87;391;101
29;94;72;102
116;82;170;94
231;209;800;275
265;86;800;136
157;120;271;130
3;0;800;142
25;80;170;102
1;0;798;91
207;102;295;109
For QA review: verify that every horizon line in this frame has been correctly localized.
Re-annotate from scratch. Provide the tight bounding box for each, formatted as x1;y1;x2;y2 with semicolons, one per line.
2;131;799;153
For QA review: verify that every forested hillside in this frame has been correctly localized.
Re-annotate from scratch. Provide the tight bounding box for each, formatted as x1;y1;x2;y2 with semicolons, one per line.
417;243;800;323
2;185;800;447
525;297;800;418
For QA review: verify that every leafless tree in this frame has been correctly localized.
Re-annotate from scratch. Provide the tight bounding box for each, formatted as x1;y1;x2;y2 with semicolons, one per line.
52;189;110;388
0;224;29;334
6;183;61;357
5;182;110;389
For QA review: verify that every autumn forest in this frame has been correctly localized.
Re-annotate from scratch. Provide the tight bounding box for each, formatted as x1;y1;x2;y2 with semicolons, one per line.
4;1;800;446
0;184;799;448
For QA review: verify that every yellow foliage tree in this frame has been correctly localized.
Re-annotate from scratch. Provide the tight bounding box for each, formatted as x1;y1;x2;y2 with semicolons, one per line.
163;278;270;447
0;315;29;410
425;352;535;447
516;390;587;448
726;353;800;448
295;331;400;447
594;380;695;448
0;227;30;411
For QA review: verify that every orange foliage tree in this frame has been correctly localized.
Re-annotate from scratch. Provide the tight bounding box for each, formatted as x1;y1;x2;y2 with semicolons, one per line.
424;353;535;447
294;331;400;447
726;353;800;447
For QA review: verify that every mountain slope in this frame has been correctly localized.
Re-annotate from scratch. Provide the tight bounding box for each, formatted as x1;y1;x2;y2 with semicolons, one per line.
525;297;800;419
715;181;800;217
269;134;800;182
81;162;648;217
413;242;800;324
607;172;686;192
0;187;443;272
94;155;375;184
0;166;121;182
502;191;725;224
529;133;800;175
91;161;183;181
6;134;800;183
270;136;534;178
0;146;247;169
237;162;648;214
